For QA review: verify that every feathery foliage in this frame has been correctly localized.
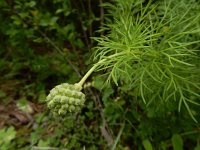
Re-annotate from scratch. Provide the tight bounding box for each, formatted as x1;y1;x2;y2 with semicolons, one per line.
93;0;200;121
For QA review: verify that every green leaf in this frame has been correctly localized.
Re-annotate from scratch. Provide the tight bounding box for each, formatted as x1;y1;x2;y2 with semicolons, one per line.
56;8;63;14
5;127;16;142
26;1;36;7
142;139;153;150
0;126;16;145
33;37;44;43
17;98;33;114
38;139;50;147
171;134;183;150
194;145;200;150
102;86;114;102
92;76;106;91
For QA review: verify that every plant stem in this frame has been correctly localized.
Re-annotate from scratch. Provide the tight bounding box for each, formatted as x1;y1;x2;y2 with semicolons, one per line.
77;52;125;87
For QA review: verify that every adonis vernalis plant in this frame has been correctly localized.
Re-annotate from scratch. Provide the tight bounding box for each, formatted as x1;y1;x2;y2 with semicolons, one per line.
46;0;200;122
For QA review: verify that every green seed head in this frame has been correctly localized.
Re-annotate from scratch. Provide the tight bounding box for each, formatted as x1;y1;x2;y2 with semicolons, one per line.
46;83;85;116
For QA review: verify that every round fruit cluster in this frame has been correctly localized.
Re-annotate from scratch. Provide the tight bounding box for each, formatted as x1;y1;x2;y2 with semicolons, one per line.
46;83;85;115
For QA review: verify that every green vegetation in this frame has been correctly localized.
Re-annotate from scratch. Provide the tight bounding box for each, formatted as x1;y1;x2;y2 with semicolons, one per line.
0;0;199;149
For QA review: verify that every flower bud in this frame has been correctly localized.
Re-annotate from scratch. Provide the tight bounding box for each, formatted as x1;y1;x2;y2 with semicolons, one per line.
46;83;85;115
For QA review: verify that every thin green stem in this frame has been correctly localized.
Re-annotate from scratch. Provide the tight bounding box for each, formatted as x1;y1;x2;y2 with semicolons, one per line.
77;52;125;87
78;62;99;87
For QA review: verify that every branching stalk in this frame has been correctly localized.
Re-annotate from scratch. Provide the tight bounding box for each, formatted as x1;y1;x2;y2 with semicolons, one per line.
78;52;125;87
